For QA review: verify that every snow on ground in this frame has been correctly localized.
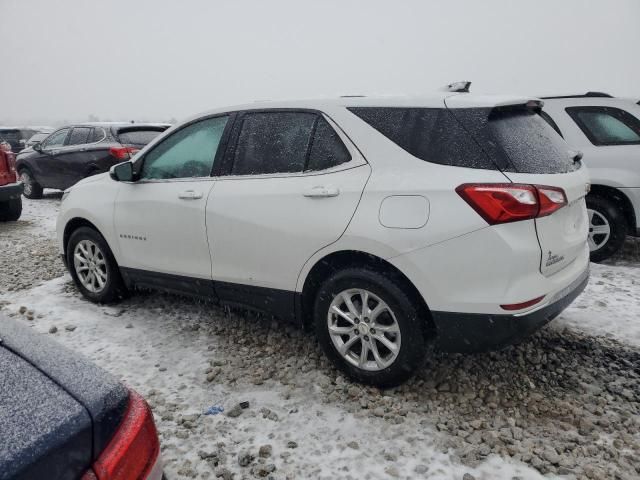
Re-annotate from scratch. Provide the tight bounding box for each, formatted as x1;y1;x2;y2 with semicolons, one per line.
556;262;640;347
1;276;545;480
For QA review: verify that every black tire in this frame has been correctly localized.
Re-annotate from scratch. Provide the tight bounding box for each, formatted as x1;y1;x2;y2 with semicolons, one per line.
314;268;427;388
0;197;22;221
586;195;627;263
19;168;43;199
67;226;128;303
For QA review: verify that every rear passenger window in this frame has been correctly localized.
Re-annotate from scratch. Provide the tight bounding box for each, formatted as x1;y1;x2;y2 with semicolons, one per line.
566;106;640;146
91;127;106;143
232;112;316;175
306;117;351;171
67;127;92;146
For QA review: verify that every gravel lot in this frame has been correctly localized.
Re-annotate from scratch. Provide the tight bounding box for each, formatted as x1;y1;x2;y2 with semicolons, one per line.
1;196;639;480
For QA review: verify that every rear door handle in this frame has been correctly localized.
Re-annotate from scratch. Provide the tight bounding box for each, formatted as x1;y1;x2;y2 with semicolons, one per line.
178;190;203;200
303;186;340;198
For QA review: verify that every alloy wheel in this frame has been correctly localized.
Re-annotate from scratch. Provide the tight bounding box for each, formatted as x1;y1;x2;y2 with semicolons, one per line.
327;288;401;371
587;208;611;252
73;239;108;293
20;172;32;196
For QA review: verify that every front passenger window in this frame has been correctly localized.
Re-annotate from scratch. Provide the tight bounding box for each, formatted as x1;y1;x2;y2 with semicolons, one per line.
140;116;229;180
41;129;70;149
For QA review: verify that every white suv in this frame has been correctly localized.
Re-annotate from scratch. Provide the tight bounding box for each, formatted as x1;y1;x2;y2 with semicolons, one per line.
540;93;640;261
57;94;590;386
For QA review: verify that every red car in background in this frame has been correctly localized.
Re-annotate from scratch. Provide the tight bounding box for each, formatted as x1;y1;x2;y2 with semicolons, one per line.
0;141;22;221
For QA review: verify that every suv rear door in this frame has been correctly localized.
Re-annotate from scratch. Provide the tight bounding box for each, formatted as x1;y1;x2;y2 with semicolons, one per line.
447;100;590;276
206;110;370;317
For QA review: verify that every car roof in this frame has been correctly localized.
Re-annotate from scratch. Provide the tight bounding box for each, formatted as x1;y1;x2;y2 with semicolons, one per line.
187;93;538;120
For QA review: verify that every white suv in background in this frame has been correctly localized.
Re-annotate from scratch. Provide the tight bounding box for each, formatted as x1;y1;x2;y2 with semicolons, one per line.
540;93;640;261
57;94;590;386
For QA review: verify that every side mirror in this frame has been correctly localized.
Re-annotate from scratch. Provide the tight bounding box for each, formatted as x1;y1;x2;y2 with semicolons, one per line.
109;161;134;182
33;143;42;152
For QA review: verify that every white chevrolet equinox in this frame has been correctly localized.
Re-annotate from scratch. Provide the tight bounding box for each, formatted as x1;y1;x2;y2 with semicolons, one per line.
57;94;591;386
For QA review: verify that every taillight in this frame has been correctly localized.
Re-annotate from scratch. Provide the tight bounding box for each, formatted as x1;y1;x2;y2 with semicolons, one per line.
82;389;160;480
537;186;567;217
456;183;567;225
109;146;140;160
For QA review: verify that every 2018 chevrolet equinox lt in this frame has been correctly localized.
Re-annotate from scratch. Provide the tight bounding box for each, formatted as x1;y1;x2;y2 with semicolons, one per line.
56;93;590;386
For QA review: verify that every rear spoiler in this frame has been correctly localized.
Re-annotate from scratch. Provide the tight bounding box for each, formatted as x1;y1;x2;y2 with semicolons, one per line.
445;95;544;110
113;124;170;135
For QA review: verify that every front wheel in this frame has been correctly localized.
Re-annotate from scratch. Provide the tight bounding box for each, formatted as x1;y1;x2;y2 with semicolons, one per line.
67;226;127;303
19;169;43;199
0;197;22;221
314;268;427;388
586;196;627;263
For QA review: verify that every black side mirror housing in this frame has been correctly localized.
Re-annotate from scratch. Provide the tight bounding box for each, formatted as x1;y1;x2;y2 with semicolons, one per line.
109;161;134;182
32;143;42;152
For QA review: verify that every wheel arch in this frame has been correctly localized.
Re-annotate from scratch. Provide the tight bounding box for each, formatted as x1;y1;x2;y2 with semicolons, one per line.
63;217;104;256
588;184;636;233
299;250;435;334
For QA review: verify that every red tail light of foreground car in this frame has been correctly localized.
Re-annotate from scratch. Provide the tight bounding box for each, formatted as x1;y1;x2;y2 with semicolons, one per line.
81;390;162;480
456;183;567;225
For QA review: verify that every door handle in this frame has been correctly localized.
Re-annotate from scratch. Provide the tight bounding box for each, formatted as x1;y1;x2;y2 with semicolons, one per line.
178;190;203;200
303;186;340;198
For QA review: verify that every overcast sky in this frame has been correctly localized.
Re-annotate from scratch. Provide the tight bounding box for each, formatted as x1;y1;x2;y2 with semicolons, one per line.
1;0;639;125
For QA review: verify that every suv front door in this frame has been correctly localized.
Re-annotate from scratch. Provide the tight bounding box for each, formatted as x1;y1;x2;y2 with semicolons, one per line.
34;128;71;188
113;115;232;294
206;110;371;317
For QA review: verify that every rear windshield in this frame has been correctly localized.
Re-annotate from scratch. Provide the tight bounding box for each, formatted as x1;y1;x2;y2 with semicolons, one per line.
116;129;164;145
349;106;578;174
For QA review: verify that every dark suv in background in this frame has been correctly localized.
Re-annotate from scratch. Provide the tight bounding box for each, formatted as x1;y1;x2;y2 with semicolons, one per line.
0;126;53;153
16;122;170;198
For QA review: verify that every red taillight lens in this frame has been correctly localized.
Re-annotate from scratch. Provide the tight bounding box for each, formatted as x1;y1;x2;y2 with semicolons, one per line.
537;186;567;217
86;389;160;480
456;183;567;225
109;146;140;160
456;183;539;225
501;295;545;311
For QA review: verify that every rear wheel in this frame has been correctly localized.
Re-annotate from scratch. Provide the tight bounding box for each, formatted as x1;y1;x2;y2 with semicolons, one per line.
19;168;43;199
0;197;22;221
314;268;427;387
67;226;127;303
586;195;627;263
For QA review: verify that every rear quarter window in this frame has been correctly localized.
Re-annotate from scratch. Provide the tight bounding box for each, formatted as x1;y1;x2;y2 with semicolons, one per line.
348;107;495;170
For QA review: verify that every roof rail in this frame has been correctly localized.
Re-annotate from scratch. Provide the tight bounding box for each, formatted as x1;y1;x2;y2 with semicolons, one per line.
541;92;613;100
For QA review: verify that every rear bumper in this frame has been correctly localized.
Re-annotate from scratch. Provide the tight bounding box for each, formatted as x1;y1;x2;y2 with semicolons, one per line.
0;181;23;201
432;267;589;353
